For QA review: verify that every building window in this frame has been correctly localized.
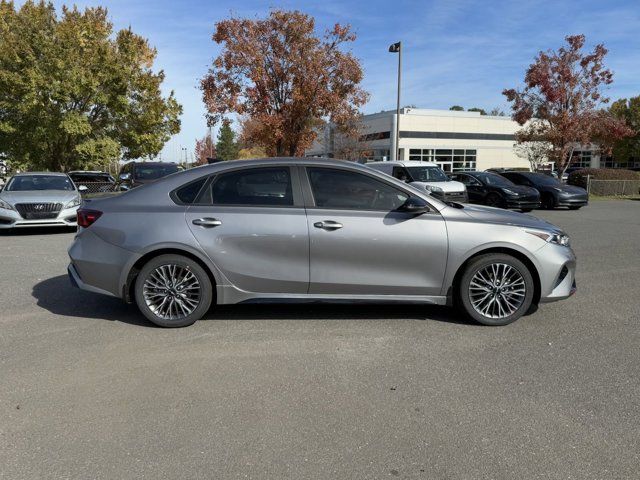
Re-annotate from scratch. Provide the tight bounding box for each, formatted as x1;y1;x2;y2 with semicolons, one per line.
406;148;476;172
571;151;592;168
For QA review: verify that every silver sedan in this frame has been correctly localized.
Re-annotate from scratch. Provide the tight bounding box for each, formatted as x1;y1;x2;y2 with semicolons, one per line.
0;172;83;229
68;158;576;327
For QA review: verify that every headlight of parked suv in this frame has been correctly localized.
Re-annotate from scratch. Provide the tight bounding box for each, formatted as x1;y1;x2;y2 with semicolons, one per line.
0;198;15;211
526;230;570;247
65;196;82;209
424;185;443;194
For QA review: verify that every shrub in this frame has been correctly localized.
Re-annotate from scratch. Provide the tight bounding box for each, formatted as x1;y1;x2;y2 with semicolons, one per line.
568;168;640;188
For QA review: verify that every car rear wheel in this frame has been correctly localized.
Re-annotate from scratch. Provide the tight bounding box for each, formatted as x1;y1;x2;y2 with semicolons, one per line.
457;253;534;326
134;254;213;327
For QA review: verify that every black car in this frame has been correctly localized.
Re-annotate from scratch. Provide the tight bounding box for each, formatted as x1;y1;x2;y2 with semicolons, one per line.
116;162;179;190
68;171;116;193
449;171;540;211
498;171;588;210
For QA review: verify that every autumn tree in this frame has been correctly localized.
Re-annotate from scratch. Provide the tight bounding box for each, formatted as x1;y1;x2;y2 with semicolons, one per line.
0;1;181;172
216;120;239;161
503;35;632;176
194;134;216;165
609;96;640;164
200;10;368;157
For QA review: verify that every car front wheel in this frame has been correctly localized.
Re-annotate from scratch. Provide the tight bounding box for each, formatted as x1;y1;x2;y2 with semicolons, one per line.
458;253;535;326
134;254;213;327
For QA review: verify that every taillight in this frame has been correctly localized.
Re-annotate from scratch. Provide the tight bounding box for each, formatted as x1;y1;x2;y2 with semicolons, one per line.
77;208;102;228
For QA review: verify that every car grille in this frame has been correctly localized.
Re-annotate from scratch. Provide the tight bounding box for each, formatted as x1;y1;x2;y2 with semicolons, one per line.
15;203;62;219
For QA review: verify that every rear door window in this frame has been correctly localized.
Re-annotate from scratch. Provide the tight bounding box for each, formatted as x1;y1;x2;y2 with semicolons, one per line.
203;167;294;206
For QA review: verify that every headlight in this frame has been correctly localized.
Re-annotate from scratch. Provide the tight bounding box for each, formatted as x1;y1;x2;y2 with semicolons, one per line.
503;189;520;196
526;230;570;247
0;198;15;211
65;197;82;209
552;187;564;192
424;185;443;194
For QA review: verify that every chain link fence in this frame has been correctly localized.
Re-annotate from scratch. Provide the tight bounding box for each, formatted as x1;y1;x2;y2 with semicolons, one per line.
75;182;118;195
587;178;640;196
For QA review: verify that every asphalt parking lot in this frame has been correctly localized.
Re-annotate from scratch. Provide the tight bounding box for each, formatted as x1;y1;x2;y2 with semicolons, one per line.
1;200;639;479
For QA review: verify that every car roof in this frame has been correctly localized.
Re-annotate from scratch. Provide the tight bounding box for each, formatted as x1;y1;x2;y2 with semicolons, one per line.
69;170;109;174
125;162;178;166
12;171;68;177
367;160;439;167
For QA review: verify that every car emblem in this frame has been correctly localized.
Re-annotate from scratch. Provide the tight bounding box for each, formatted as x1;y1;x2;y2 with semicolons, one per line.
34;204;44;210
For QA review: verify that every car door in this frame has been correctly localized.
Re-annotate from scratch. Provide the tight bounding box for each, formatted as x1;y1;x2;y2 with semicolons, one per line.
185;165;309;294
302;166;448;296
454;174;484;203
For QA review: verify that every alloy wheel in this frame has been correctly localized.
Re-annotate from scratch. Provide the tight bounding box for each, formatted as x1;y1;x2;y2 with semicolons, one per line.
468;263;526;319
142;264;201;320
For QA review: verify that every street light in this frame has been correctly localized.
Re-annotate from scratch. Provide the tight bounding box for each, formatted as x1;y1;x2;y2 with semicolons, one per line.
389;41;402;161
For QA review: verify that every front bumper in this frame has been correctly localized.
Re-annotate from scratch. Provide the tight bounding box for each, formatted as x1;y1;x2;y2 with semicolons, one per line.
536;243;577;303
0;206;79;229
504;198;541;210
556;196;588;207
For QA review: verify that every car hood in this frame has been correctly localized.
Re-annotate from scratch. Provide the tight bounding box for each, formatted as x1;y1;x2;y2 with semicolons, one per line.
455;203;561;231
503;185;539;196
0;190;79;205
410;180;466;193
556;184;587;195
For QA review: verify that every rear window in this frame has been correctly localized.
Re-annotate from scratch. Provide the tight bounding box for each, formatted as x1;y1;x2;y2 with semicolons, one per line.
134;164;179;180
174;177;208;204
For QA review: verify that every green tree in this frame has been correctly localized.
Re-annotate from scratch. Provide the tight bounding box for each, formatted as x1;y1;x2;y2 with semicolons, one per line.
609;96;640;163
467;107;487;115
216;120;239;160
0;1;182;171
449;105;464;111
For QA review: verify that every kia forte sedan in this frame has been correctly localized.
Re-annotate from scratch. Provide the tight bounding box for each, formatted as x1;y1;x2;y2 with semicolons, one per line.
68;158;576;327
0;172;82;229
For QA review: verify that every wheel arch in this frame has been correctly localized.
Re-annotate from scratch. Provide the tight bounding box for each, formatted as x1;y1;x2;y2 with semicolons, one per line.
121;245;220;304
449;246;541;307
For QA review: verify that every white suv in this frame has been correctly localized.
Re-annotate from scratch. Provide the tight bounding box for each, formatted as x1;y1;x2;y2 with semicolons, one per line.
367;161;468;202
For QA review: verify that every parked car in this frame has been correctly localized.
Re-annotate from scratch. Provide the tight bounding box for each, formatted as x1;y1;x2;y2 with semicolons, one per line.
116;162;179;190
367;161;468;202
497;171;588;210
68;158;576;328
485;167;530;174
69;171;116;194
448;171;540;211
0;172;82;229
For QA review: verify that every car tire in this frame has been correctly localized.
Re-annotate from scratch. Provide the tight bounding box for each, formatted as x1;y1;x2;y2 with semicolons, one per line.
485;193;504;208
541;193;556;209
134;254;213;327
457;253;535;326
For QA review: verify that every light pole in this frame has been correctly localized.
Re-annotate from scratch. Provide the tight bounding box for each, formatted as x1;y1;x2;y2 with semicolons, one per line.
389;41;402;161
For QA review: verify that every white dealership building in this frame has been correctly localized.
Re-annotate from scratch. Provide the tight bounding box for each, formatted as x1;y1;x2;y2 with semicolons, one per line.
306;108;599;172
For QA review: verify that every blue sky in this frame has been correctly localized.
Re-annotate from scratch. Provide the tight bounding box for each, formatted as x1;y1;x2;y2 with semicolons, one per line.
39;0;640;161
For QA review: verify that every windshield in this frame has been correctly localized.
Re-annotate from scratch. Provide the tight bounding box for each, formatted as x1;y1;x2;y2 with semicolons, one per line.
407;166;448;182
477;173;515;187
5;175;75;191
134;164;178;180
525;173;561;186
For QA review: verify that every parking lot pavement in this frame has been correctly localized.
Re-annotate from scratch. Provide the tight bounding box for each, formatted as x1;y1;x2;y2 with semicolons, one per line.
1;200;639;479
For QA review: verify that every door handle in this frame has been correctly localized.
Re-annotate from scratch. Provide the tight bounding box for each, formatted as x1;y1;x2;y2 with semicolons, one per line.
314;220;343;230
192;217;222;228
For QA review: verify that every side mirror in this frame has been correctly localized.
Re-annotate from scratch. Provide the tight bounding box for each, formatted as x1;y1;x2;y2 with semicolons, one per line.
397;196;430;215
78;185;88;192
119;172;131;181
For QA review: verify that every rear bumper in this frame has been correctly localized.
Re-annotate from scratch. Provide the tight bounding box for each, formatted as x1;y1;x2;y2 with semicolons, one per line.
0;206;78;229
68;229;137;298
